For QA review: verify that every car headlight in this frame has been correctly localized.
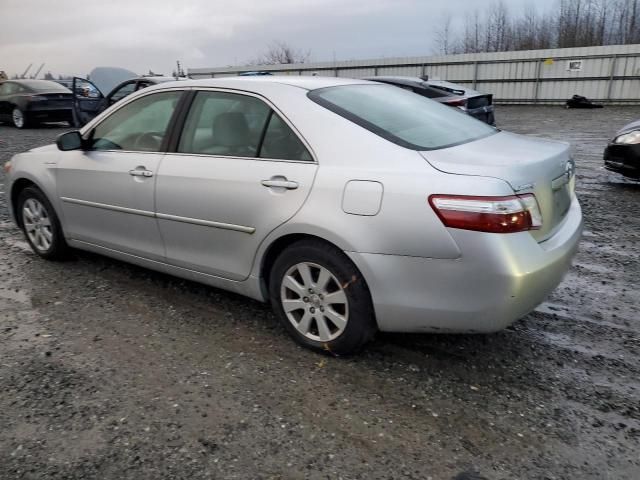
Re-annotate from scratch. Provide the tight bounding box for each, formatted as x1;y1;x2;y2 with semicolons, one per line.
3;160;12;173
613;130;640;144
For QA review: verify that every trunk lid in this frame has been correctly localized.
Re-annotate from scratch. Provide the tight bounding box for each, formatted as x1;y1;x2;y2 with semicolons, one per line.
421;131;575;242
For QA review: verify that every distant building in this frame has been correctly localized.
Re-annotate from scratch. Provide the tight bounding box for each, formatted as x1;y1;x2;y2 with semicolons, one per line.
0;71;8;80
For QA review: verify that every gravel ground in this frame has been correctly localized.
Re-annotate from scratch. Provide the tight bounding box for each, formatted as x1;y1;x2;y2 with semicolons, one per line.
0;107;639;480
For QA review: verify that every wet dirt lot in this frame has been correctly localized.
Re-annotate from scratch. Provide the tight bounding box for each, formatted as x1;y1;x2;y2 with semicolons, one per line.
0;107;639;480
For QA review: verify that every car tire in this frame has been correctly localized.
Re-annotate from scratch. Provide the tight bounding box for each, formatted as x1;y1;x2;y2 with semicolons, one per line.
269;239;377;355
12;107;29;129
17;186;70;260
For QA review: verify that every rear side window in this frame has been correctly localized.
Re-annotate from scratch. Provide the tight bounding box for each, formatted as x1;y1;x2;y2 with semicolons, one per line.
178;91;312;161
260;113;312;161
308;84;496;150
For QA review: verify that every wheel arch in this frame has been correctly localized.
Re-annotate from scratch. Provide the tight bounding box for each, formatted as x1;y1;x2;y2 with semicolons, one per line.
10;178;53;228
259;233;356;299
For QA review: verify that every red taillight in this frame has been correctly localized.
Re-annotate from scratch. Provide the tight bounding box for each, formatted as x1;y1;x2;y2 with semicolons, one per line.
444;98;466;108
429;194;543;234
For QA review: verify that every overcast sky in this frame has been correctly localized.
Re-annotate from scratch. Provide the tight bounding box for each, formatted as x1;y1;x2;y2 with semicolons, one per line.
1;0;558;77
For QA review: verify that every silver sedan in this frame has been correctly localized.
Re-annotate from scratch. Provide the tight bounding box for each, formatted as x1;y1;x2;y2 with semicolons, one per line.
4;77;582;354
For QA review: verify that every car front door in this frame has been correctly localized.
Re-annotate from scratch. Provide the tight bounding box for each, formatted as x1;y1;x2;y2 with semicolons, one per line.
155;89;317;281
57;89;184;260
72;77;106;127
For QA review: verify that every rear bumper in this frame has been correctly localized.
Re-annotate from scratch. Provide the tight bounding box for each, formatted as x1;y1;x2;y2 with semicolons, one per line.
604;143;640;179
347;198;583;333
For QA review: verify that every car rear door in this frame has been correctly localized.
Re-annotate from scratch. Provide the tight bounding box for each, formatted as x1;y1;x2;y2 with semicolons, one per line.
57;89;184;260
154;89;317;281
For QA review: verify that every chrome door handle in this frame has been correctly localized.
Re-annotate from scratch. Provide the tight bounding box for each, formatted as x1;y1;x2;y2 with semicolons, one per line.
261;179;299;190
129;168;153;177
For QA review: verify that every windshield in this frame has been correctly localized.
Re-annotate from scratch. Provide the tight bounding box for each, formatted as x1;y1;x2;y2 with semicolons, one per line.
20;80;71;92
308;84;496;150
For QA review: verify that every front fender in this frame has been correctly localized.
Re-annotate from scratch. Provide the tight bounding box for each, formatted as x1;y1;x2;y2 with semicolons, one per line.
7;151;62;227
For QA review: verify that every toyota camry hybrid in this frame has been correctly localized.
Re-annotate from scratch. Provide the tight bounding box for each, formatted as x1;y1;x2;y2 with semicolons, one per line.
4;76;583;354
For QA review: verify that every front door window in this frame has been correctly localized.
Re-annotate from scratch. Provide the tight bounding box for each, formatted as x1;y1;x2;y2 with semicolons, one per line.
90;91;181;152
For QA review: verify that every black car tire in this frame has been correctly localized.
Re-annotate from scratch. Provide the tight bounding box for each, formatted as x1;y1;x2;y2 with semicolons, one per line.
12;107;29;129
269;239;377;355
17;186;70;260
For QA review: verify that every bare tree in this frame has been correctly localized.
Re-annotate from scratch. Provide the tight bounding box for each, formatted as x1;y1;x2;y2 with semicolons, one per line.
444;0;639;53
462;11;483;53
251;41;310;65
433;12;454;55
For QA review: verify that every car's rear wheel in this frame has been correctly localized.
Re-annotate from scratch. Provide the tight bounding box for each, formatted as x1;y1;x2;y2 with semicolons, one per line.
269;239;376;355
12;107;28;129
17;187;69;260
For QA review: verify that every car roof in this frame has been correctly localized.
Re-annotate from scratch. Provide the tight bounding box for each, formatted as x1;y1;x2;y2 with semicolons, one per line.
3;79;63;87
160;76;371;92
138;76;180;83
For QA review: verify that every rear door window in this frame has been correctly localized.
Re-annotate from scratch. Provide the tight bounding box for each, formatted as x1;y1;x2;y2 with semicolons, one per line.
178;91;270;157
178;91;311;161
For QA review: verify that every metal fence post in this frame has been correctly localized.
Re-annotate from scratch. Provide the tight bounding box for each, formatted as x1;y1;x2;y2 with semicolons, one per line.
533;59;543;104
607;55;618;102
472;62;478;89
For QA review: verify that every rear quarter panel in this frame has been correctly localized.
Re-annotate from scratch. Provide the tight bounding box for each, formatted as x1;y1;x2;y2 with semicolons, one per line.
250;90;516;277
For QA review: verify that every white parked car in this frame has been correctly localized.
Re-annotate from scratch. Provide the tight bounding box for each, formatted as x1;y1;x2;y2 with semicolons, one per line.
4;76;582;354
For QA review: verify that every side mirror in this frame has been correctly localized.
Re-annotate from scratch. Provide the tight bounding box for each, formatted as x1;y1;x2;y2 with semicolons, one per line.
56;131;84;151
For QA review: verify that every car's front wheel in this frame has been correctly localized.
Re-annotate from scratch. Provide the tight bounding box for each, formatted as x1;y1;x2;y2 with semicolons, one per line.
12;107;28;129
269;239;376;355
17;186;69;259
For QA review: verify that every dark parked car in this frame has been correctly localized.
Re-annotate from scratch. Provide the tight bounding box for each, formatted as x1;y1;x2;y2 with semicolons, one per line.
72;75;179;127
363;76;496;125
604;119;640;180
0;79;73;128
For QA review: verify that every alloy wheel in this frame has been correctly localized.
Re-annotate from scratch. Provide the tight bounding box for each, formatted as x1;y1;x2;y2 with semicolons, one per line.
12;108;24;128
22;198;53;252
280;262;349;342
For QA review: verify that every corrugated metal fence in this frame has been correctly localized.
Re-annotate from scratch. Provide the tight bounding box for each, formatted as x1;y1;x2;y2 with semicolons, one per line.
189;44;640;105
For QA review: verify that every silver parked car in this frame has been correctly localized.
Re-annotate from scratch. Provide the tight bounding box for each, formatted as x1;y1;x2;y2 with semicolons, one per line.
4;77;582;354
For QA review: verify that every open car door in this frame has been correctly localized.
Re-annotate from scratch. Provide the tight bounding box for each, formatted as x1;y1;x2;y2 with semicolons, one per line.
72;77;106;127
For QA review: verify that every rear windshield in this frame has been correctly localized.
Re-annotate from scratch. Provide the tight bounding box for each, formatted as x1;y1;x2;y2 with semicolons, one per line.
308;84;496;150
